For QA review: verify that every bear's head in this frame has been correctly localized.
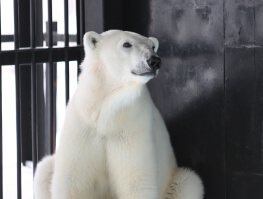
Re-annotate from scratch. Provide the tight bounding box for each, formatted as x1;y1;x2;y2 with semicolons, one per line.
82;30;161;85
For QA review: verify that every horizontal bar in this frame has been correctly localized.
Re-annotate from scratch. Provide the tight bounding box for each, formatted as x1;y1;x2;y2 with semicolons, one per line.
1;34;77;43
43;34;76;43
1;35;14;42
0;46;83;65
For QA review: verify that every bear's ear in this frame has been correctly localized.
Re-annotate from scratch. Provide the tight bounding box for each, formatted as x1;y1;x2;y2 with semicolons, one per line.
148;37;159;53
83;31;101;51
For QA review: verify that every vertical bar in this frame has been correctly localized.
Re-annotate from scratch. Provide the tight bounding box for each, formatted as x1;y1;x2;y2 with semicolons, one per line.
31;61;37;172
79;0;85;45
30;0;37;173
0;0;1;50
64;0;69;103
47;0;54;153
14;0;20;50
19;0;32;166
48;0;53;48
15;60;21;199
14;0;22;197
0;67;2;199
52;64;57;150
65;60;69;104
76;0;80;45
30;0;36;48
76;0;81;77
64;0;69;47
0;0;2;196
76;0;84;77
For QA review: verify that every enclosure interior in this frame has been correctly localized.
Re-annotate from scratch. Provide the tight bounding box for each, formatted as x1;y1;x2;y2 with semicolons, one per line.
0;0;263;199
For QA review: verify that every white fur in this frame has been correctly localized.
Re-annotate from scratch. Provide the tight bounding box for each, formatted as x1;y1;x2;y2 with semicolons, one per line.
34;30;204;199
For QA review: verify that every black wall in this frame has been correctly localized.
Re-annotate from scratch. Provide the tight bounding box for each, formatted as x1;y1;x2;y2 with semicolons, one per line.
86;0;263;198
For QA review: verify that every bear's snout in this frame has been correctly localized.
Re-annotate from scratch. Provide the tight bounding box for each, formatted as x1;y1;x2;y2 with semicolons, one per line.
147;56;162;71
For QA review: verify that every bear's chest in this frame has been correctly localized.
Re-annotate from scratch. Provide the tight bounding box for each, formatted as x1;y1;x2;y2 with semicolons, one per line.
73;133;117;198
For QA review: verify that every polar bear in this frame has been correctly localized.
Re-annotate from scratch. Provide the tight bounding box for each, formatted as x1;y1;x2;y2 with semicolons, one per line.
34;30;204;199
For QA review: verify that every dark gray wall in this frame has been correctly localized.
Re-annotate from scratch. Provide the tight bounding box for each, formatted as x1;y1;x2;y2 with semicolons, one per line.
87;0;263;198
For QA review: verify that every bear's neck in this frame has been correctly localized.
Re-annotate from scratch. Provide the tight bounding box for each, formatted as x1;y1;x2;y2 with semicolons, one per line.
72;66;148;134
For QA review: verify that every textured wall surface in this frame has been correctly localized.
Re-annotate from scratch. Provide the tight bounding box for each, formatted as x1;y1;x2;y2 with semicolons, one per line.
99;0;263;198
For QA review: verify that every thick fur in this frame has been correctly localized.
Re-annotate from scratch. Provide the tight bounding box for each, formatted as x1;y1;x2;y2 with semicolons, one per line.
34;30;204;199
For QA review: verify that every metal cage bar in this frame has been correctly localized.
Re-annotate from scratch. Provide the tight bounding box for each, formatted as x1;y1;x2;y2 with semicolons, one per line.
30;0;38;173
79;0;85;45
0;46;82;65
76;0;85;77
30;0;36;48
64;0;70;103
0;0;1;49
64;0;69;47
0;0;85;197
15;59;22;199
0;0;3;198
0;67;2;199
76;0;80;45
47;0;53;48
14;0;22;198
47;0;55;154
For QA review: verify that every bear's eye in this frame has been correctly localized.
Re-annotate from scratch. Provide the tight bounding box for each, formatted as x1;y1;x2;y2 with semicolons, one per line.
152;46;155;51
123;42;132;48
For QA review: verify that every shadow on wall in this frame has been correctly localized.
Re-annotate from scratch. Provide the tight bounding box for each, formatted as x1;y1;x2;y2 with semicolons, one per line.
148;55;224;199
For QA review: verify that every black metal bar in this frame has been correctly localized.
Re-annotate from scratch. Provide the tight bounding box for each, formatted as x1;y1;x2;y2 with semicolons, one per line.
30;0;36;48
76;0;85;77
65;0;70;103
0;5;2;197
31;60;37;172
1;34;77;43
30;0;37;173
64;0;69;47
0;46;83;65
76;0;80;45
0;2;2;198
47;0;54;154
14;0;20;50
80;0;85;45
52;63;57;151
19;0;33;166
34;0;46;163
0;0;1;51
48;0;53;47
15;61;22;199
14;0;22;197
1;35;14;43
46;60;54;154
65;54;69;104
0;66;2;199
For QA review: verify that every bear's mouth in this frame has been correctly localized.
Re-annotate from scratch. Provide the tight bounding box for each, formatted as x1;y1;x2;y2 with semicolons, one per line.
131;70;156;76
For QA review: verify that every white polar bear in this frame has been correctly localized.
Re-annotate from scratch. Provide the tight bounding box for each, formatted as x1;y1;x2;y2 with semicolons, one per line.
34;30;204;199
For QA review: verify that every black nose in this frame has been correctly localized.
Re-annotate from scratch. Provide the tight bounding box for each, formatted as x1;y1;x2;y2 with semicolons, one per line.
147;56;162;71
